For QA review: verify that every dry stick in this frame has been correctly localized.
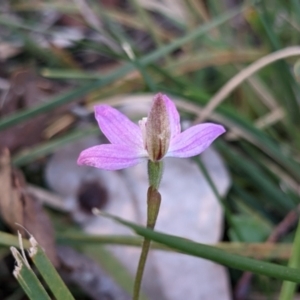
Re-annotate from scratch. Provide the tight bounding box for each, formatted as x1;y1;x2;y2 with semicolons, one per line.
234;206;300;300
196;46;300;123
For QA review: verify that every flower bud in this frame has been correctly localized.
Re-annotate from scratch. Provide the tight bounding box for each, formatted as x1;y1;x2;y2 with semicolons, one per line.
145;93;171;161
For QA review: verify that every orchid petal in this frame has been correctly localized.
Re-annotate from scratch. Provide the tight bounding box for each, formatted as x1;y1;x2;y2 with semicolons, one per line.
77;144;147;170
95;105;143;148
167;123;226;158
162;94;181;138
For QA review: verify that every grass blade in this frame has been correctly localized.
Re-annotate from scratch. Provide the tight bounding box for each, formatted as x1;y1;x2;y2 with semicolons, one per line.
257;3;300;124
94;211;300;283
56;232;293;260
0;231;30;248
279;218;300;300
217;140;295;211
29;237;75;300
11;247;51;300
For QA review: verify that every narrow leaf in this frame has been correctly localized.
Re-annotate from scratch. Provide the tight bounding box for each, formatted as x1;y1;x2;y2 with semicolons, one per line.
95;211;300;283
279;218;300;300
29;237;75;300
11;247;51;300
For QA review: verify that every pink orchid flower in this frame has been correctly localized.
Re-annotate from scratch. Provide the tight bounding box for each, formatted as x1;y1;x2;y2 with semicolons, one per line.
77;93;226;170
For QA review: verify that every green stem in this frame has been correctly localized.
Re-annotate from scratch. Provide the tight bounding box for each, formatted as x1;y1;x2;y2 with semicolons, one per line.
133;171;162;300
132;239;151;300
279;214;300;300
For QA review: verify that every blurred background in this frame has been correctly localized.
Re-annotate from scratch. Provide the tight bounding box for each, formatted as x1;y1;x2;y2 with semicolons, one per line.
1;0;300;299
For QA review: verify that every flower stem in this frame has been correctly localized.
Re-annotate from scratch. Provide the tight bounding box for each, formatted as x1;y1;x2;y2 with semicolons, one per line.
133;171;162;300
132;238;151;300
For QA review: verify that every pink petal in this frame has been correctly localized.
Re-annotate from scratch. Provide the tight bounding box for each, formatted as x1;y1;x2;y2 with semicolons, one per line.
95;105;143;148
161;94;181;138
77;144;147;170
167;123;226;158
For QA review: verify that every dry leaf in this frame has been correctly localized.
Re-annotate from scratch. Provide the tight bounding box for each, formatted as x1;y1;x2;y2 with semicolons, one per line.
0;149;58;265
0;148;23;232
